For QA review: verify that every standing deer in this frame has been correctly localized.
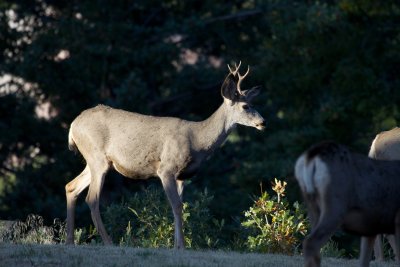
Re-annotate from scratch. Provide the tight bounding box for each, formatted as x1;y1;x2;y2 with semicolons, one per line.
295;141;400;267
65;62;265;248
365;127;400;262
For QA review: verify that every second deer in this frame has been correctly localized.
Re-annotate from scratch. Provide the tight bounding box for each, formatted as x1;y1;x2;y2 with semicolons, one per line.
295;141;400;267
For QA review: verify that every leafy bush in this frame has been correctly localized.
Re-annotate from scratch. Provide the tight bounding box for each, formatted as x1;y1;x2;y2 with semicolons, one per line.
241;179;308;254
103;186;223;249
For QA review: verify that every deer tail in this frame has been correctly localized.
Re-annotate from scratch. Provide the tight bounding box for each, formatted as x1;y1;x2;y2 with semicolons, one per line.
368;136;378;159
68;127;78;153
295;154;317;194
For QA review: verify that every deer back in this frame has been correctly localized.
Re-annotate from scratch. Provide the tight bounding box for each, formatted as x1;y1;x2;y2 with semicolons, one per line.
369;127;400;160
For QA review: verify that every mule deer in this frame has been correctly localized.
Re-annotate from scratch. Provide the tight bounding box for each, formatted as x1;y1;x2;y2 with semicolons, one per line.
295;141;400;267
366;127;400;262
65;62;265;248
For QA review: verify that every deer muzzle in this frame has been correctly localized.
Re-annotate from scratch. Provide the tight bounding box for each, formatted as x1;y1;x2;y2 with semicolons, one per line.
255;120;266;130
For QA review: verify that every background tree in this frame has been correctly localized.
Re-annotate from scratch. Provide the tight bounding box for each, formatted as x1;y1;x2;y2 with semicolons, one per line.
1;0;399;254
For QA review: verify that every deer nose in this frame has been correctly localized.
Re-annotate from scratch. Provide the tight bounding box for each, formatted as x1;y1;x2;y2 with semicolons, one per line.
256;120;266;130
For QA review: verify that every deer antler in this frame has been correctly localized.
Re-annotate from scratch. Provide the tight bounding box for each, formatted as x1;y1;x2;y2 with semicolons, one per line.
227;61;242;76
237;65;250;95
227;61;250;95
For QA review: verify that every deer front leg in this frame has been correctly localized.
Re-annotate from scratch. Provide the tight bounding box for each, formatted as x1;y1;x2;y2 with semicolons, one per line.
360;236;375;267
85;161;112;245
177;179;184;201
386;234;399;262
394;211;400;264
158;170;185;249
373;235;384;261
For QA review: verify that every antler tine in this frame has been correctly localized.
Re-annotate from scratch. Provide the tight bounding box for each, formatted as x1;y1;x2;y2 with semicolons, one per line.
227;64;235;75
227;61;242;76
237;65;250;94
234;61;242;73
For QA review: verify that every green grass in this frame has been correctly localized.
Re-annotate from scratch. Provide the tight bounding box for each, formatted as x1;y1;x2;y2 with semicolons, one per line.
0;243;395;267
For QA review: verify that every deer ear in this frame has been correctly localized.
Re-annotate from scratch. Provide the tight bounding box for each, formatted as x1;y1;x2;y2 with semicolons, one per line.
221;75;239;103
243;86;261;102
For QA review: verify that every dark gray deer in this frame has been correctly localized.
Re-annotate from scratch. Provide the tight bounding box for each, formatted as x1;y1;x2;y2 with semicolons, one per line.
295;141;400;267
366;127;400;262
65;62;265;248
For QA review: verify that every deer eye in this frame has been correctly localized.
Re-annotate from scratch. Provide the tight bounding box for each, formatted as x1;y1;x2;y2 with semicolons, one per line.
242;104;249;110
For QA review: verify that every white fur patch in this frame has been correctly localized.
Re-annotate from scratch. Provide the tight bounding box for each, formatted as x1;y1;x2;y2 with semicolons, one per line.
313;157;330;194
295;154;313;194
295;155;330;194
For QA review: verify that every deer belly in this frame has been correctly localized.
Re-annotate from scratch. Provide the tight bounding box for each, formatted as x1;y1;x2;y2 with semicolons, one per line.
342;210;395;235
109;157;160;179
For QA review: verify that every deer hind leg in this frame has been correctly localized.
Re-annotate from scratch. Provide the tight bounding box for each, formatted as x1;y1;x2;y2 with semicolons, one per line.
304;194;320;229
65;165;91;245
303;195;342;267
304;216;340;267
158;169;185;249
85;157;112;245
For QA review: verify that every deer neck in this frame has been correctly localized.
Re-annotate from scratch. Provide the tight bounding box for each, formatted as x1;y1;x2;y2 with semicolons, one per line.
193;104;235;154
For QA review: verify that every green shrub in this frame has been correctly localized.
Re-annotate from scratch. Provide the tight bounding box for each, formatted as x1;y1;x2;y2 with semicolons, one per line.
0;214;66;244
182;188;225;248
321;239;346;258
241;179;308;254
103;186;223;249
0;214;100;245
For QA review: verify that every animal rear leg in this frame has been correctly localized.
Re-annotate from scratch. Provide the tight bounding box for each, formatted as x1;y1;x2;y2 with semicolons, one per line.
65;165;91;245
86;160;112;245
303;215;341;267
360;236;375;267
159;171;184;249
304;194;320;229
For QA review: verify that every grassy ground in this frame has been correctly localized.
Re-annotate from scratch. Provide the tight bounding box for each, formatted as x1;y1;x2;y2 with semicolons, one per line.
0;243;396;267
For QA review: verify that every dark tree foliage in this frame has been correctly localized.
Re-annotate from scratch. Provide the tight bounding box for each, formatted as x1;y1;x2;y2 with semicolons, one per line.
1;0;399;251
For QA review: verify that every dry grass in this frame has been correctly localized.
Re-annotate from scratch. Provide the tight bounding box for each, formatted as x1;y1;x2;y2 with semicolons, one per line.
0;243;395;267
